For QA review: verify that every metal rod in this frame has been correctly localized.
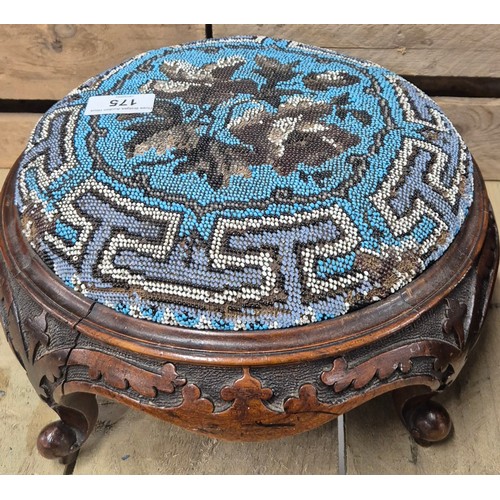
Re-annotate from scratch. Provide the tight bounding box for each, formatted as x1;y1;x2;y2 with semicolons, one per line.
337;413;347;475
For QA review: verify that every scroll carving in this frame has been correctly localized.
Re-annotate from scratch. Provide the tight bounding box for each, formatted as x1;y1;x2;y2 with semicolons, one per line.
479;210;498;280
321;341;460;393
67;349;186;398
442;299;467;349
25;311;49;363
1;292;71;405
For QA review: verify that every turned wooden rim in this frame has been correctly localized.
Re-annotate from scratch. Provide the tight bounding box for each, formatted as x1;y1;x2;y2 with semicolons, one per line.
0;160;490;366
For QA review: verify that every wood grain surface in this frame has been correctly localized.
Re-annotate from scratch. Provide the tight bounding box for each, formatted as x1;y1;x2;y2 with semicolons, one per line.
0;25;205;100
0;114;40;169
435;98;500;181
213;25;500;78
73;408;339;474
2;25;499;101
2;97;499;178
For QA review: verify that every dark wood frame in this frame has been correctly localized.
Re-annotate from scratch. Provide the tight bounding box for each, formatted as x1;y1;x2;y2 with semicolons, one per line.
0;159;498;461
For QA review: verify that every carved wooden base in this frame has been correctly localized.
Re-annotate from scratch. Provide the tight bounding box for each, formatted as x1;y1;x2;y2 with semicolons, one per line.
0;164;498;461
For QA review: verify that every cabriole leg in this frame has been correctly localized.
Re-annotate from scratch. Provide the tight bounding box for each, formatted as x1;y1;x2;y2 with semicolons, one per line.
37;392;98;464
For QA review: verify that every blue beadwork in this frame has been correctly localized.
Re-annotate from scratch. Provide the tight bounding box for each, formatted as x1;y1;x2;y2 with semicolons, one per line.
15;36;474;331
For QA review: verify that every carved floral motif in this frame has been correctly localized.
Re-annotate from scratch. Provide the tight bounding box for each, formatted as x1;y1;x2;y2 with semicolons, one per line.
24;311;49;363
68;349;186;398
221;367;273;419
284;384;340;415
321;341;461;393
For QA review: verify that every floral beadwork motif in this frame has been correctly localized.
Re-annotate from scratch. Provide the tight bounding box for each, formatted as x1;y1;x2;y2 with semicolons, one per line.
15;36;474;331
131;55;361;186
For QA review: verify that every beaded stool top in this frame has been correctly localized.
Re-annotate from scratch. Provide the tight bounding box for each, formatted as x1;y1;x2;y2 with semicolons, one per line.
15;36;474;331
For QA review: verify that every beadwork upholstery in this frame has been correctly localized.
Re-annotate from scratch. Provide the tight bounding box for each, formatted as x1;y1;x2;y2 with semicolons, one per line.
14;36;474;331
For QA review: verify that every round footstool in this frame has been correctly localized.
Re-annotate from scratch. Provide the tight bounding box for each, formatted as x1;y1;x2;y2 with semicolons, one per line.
0;36;498;463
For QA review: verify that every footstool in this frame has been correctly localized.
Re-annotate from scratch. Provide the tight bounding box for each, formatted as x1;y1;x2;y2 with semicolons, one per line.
0;36;498;463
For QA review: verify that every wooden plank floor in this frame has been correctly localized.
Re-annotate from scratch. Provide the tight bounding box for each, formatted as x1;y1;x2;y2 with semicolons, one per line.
0;168;499;474
0;327;66;474
74;406;339;475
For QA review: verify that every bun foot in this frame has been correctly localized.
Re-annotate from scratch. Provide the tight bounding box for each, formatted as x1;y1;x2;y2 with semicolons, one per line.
36;393;98;464
393;387;453;447
403;399;452;446
37;420;79;462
